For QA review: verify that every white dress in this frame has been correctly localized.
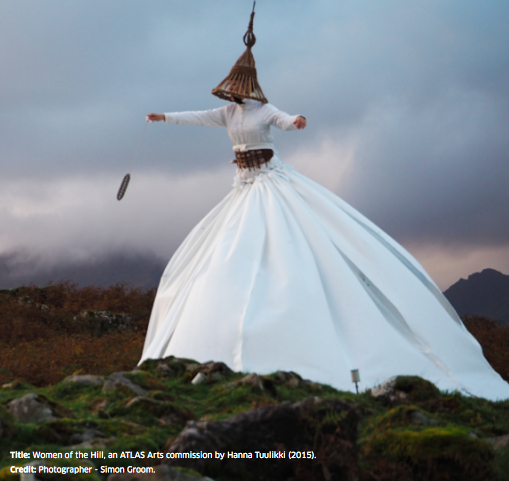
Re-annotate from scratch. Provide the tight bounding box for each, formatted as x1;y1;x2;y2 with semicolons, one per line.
140;99;509;401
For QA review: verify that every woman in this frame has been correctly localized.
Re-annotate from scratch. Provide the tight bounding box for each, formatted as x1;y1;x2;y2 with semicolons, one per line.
140;9;509;400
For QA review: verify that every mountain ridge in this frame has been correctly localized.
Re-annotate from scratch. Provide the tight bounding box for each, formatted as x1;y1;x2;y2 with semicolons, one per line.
443;268;509;322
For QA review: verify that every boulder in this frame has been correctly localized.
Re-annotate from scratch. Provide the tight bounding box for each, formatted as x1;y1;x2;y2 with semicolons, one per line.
303;380;323;392
196;362;233;377
153;359;189;378
486;434;509;450
69;427;104;444
72;310;136;334
35;418;106;445
102;372;148;396
18;296;34;306
7;393;64;424
408;410;439;426
63;374;105;386
7;393;60;424
272;371;302;388
139;356;209;379
371;377;406;402
156;364;175;377
371;376;441;404
179;361;235;384
362;405;495;481
125;370;166;391
121;397;193;426
238;373;264;390
229;373;277;395
164;398;360;481
108;465;213;481
39;303;51;312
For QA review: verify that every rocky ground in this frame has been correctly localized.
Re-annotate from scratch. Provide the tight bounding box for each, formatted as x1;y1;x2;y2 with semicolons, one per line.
1;358;509;481
2;284;509;480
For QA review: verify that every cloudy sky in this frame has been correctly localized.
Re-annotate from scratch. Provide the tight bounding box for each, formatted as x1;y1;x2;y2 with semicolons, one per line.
1;0;508;290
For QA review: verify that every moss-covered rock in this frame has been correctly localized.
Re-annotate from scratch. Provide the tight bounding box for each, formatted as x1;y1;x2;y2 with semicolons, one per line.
110;396;194;427
166;397;360;481
393;376;441;402
102;373;147;397
362;406;496;480
35;419;105;445
137;356;195;378
123;371;165;391
2;357;509;480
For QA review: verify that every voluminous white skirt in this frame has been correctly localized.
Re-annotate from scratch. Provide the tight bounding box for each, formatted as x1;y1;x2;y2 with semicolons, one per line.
141;154;509;401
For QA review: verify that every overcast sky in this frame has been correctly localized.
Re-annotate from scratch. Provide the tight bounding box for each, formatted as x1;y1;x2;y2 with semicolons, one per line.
1;0;508;290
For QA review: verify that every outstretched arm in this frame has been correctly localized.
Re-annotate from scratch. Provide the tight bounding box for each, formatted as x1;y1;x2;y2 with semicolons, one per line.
146;107;228;127
265;104;306;131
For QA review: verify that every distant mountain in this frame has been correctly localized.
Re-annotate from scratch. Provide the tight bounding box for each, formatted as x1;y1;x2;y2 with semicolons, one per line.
443;268;509;323
0;251;167;290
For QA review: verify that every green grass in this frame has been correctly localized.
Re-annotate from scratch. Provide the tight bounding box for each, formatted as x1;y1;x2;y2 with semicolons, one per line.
2;365;509;480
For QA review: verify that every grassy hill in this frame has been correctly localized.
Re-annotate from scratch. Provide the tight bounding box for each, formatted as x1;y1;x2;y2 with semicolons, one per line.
1;283;509;480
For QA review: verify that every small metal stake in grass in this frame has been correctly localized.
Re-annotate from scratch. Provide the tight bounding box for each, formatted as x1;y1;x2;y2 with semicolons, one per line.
351;369;360;394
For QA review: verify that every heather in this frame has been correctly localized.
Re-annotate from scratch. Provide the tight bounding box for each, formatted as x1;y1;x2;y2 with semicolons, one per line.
2;284;509;388
1;284;509;480
0;282;154;387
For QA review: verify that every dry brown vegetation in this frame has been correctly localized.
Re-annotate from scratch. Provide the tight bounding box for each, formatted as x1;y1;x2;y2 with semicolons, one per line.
463;316;509;382
0;282;155;386
1;283;509;388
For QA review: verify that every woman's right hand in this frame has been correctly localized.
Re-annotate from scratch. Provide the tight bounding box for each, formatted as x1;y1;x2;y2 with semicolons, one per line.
146;113;165;122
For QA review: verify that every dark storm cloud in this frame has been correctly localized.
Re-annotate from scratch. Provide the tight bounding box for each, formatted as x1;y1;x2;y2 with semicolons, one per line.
1;0;509;289
342;91;509;247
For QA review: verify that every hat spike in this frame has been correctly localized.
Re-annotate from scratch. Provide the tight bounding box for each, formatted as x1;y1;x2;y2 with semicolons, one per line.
211;1;268;104
243;2;256;48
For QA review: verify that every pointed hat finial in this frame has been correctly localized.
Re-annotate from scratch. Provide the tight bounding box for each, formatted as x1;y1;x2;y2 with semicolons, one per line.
243;2;256;48
211;1;268;104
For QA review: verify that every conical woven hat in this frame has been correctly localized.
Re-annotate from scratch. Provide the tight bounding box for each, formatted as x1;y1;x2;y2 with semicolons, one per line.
212;5;268;104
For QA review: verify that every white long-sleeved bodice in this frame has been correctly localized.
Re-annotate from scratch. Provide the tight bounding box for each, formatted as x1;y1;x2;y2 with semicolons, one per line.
164;99;299;152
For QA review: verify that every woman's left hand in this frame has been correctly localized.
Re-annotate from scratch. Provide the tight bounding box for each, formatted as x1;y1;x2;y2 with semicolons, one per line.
294;116;307;130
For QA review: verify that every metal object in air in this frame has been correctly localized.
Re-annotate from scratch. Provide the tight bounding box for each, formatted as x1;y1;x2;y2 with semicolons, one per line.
116;120;149;201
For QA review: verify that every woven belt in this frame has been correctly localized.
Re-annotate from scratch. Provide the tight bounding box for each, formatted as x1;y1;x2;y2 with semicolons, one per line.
232;149;274;170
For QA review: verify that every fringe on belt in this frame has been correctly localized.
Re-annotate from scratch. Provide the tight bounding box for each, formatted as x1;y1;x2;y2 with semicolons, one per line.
231;149;274;170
